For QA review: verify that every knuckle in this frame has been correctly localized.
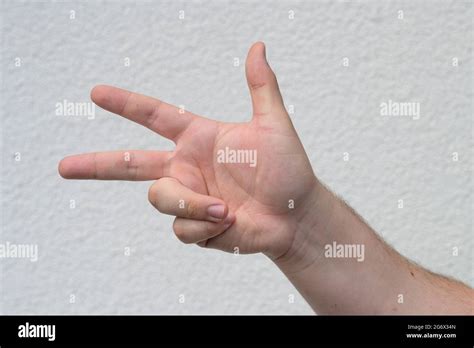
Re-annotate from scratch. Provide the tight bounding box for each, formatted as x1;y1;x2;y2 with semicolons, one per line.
173;220;191;244
249;81;266;91
123;151;138;180
148;181;161;208
204;222;216;236
185;201;199;219
146;101;163;130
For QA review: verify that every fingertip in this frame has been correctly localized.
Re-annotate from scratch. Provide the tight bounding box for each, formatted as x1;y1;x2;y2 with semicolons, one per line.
247;41;268;66
222;211;236;226
58;158;70;179
58;155;86;179
250;41;265;54
223;203;230;219
90;84;109;105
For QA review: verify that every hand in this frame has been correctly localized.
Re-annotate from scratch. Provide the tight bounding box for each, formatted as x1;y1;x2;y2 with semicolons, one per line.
59;42;318;260
58;42;473;315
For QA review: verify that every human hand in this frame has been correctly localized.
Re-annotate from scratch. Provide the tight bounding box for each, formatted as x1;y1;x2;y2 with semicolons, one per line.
59;42;319;260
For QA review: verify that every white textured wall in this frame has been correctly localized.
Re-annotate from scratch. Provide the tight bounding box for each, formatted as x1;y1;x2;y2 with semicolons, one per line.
0;0;472;314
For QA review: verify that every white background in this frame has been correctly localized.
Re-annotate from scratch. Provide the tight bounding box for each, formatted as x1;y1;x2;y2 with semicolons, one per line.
0;0;472;314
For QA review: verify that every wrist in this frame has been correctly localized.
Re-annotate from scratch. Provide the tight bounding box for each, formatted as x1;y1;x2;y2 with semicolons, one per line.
272;179;337;274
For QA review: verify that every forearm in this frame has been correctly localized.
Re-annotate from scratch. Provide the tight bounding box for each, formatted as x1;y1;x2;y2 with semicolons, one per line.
273;181;473;314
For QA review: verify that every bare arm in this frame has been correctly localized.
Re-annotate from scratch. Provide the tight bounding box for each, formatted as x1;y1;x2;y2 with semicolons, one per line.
273;181;474;314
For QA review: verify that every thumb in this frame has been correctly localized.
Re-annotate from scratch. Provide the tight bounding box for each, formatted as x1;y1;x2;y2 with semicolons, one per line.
245;42;286;120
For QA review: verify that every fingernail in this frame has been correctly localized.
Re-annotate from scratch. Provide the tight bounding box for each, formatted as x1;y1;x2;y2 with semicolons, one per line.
207;204;226;219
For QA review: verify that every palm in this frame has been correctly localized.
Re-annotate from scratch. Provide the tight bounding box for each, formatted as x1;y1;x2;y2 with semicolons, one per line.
59;42;316;258
167;115;314;255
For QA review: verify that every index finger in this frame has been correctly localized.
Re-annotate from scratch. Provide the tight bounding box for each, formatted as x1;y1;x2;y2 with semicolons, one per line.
91;85;197;143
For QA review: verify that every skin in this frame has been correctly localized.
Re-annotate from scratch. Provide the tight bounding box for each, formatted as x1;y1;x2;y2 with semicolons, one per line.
59;42;473;314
